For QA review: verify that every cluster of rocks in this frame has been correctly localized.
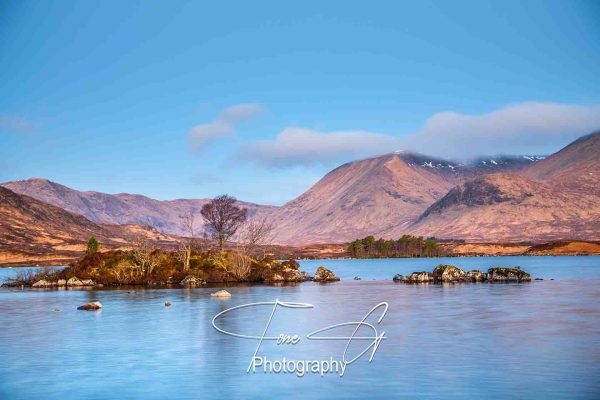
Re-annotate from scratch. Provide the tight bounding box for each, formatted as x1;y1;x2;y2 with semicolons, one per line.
262;260;311;283
313;266;340;282
179;275;207;286
393;265;531;283
262;261;338;283
32;277;97;288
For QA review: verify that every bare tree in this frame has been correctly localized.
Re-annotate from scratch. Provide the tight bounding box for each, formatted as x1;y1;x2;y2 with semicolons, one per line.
177;211;196;271
201;195;247;251
229;252;253;281
237;216;274;259
131;241;159;277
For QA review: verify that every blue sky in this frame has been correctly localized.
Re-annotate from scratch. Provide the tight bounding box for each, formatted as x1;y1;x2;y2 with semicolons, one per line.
1;0;599;204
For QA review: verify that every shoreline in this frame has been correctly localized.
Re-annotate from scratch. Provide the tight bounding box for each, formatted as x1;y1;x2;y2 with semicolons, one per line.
1;251;599;268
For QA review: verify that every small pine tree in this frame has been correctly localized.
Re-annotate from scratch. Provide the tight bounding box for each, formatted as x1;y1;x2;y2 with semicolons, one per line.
86;236;99;255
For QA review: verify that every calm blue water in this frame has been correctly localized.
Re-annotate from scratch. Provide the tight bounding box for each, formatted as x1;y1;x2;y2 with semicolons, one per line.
0;256;599;400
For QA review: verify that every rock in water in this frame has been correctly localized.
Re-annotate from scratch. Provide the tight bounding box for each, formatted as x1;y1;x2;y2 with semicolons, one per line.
77;301;102;310
179;275;205;286
354;276;362;280
464;270;485;282
262;259;311;283
210;290;231;298
32;279;50;288
487;268;531;282
392;274;404;282
313;266;340;282
403;272;432;283
67;277;83;286
432;265;465;282
164;301;172;307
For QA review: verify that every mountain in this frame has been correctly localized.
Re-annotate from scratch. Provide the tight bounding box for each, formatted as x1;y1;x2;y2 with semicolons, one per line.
268;152;541;243
0;187;175;257
1;179;277;237
411;132;600;241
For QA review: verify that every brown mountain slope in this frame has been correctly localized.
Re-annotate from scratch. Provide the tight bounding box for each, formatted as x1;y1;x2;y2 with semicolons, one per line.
269;153;539;244
411;132;600;241
524;131;600;182
1;179;277;236
0;187;174;256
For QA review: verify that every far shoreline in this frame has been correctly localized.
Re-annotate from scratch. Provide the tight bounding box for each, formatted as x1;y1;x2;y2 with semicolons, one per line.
1;240;599;269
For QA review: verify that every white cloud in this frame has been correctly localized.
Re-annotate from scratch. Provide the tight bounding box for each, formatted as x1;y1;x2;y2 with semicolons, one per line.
239;102;600;166
0;116;39;133
406;102;600;159
239;127;403;167
188;103;263;151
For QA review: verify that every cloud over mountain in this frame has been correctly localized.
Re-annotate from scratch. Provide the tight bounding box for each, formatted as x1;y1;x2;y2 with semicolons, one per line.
239;102;600;167
239;127;402;167
406;102;600;159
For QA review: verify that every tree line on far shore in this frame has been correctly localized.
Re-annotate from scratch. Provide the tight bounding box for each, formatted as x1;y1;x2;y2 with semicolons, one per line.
347;235;447;258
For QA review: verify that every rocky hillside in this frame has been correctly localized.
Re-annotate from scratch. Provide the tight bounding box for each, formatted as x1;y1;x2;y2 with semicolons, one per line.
269;152;540;243
0;186;175;257
1;179;277;236
411;132;600;241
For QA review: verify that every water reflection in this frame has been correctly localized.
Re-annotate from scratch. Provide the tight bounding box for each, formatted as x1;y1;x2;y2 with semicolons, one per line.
0;257;598;399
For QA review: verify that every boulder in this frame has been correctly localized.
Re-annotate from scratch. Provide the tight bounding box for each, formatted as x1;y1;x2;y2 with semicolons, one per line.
464;270;485;282
210;290;231;298
179;275;206;286
67;277;83;286
487;268;531;282
263;260;310;283
80;279;96;286
392;274;404;282
432;265;465;282
57;279;67;286
313;266;340;282
402;272;432;283
32;279;50;288
77;301;102;310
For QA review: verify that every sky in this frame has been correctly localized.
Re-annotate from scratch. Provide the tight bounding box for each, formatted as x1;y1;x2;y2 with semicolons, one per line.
1;0;599;205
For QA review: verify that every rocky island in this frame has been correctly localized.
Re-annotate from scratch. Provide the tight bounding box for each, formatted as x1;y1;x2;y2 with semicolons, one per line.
2;249;339;288
393;264;531;283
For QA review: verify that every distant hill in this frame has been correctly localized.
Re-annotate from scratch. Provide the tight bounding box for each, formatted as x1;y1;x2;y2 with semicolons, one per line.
2;132;597;246
0;186;175;258
1;179;277;237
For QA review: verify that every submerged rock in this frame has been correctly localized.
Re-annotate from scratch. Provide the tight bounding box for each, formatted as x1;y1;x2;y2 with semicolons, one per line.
432;265;465;282
210;290;231;298
487;268;531;282
313;266;340;282
77;301;102;310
